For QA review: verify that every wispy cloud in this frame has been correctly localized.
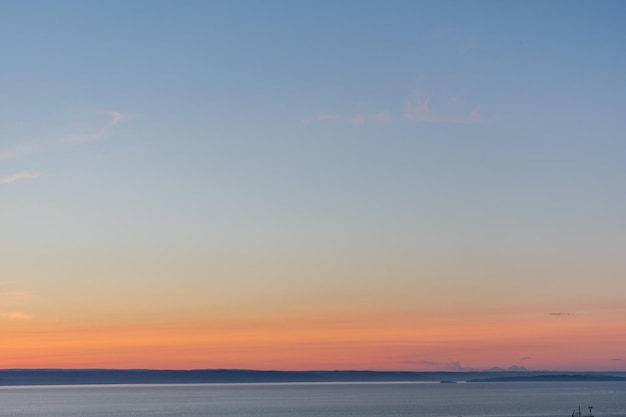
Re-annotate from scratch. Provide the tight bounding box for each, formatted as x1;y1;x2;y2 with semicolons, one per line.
0;311;31;320
65;111;133;144
1;171;41;184
1;110;133;189
403;98;480;124
111;111;133;125
548;312;571;316
2;110;133;161
305;91;480;127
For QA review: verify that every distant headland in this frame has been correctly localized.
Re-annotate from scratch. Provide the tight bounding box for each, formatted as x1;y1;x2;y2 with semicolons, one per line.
467;374;626;382
1;369;625;386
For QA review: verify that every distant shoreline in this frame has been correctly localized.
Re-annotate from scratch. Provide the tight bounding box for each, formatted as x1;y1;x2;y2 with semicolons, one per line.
467;374;626;382
1;369;625;387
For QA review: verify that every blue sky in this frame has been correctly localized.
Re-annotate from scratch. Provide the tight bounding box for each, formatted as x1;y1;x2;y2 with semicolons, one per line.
1;1;626;370
3;0;625;253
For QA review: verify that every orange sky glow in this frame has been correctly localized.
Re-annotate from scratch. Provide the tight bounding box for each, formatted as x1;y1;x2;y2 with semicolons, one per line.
3;303;625;371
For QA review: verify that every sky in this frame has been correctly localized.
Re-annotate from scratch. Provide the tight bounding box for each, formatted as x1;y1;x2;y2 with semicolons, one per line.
1;0;625;372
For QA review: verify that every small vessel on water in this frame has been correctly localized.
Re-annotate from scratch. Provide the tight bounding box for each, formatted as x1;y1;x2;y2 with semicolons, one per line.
572;406;594;417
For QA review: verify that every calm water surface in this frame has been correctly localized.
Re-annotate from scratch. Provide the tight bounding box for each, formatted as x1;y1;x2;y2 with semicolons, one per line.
1;382;625;417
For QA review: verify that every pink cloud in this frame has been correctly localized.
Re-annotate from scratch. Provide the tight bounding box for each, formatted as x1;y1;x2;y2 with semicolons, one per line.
404;98;480;124
110;111;133;125
304;94;480;127
1;171;41;184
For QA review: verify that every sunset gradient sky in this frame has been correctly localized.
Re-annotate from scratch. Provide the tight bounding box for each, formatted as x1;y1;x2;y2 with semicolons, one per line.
1;0;626;371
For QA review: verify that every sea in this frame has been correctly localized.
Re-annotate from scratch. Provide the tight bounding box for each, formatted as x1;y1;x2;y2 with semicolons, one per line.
1;382;625;417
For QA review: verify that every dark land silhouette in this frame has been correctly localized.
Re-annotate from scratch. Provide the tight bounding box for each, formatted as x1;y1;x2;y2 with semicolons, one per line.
1;369;625;386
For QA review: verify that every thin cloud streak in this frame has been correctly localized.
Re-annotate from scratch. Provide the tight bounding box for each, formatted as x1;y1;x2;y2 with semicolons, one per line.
306;93;480;127
0;311;31;320
403;98;480;124
1;171;41;184
65;111;133;144
1;111;130;189
2;110;133;162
